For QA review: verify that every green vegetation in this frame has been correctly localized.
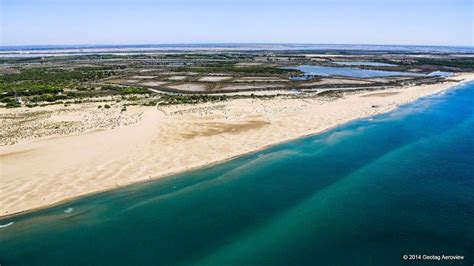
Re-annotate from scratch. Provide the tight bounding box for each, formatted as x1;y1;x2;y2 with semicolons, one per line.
29;93;69;103
141;100;159;106
100;85;150;95
4;98;21;108
404;58;474;69
0;67;151;107
0;67;113;106
161;53;254;60
175;65;300;75
158;95;228;105
0;68;114;87
0;57;44;64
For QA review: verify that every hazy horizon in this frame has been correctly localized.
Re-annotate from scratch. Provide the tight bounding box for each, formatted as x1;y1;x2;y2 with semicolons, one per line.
1;42;473;49
1;0;473;47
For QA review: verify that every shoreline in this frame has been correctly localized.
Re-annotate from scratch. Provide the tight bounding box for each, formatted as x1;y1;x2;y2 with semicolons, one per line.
0;110;390;221
1;73;474;219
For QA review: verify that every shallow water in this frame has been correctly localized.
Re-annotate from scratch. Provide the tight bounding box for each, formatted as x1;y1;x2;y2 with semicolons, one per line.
1;83;473;266
292;65;424;78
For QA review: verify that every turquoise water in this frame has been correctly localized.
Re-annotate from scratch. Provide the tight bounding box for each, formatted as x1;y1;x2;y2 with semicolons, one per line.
334;61;396;67
1;83;473;266
292;65;424;78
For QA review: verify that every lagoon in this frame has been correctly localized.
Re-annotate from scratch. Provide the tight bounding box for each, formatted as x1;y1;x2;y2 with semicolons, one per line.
292;65;423;78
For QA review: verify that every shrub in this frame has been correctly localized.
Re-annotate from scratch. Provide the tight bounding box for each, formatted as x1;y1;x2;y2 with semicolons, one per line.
6;102;21;108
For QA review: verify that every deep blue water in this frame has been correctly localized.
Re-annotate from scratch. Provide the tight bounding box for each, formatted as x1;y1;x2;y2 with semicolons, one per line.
0;82;473;266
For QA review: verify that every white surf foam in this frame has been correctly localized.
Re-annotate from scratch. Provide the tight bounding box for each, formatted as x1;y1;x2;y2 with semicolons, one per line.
0;222;14;228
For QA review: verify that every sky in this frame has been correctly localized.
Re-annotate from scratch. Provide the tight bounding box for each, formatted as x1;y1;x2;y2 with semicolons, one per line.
1;0;472;47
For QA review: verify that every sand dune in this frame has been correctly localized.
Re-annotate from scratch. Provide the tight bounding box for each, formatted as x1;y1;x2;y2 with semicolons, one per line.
1;73;473;217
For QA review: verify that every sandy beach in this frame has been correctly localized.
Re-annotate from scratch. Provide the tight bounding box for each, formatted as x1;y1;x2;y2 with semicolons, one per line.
1;73;473;218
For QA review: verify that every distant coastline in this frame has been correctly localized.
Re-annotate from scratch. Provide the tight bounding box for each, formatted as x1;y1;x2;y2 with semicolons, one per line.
1;43;473;54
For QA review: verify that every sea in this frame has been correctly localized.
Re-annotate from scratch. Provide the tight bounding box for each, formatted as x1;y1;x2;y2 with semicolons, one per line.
0;82;473;266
